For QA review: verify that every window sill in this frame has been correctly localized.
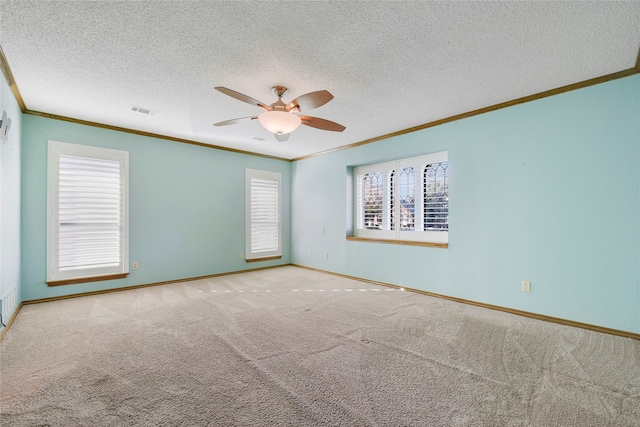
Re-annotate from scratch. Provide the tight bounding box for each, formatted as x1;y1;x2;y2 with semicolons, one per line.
47;272;129;287
245;255;283;263
346;236;448;248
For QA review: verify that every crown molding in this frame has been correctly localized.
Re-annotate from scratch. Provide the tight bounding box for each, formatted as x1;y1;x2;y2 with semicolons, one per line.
25;110;290;162
292;66;640;162
3;42;639;163
1;43;289;161
0;45;26;112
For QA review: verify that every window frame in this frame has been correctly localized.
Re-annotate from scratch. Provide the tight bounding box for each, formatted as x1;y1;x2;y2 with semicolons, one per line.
47;141;129;285
245;168;282;261
353;151;448;246
353;160;397;241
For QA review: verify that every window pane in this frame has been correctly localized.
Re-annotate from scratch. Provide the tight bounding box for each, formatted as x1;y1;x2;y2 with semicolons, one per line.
353;152;447;243
398;167;415;231
250;177;279;253
389;171;395;231
362;171;384;229
423;162;448;231
58;154;122;271
245;169;282;260
48;141;129;282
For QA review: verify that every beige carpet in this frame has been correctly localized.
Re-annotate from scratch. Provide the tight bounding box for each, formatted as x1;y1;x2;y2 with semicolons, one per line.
1;266;639;426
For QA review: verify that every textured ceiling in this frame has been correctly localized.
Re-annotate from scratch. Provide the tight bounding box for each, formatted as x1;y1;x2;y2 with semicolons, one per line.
1;1;639;160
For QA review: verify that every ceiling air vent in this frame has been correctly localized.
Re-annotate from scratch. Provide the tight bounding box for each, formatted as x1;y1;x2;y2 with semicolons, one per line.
130;105;157;116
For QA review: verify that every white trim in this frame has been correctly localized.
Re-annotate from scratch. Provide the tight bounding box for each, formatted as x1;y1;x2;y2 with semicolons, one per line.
47;141;129;282
245;169;282;260
353;151;448;244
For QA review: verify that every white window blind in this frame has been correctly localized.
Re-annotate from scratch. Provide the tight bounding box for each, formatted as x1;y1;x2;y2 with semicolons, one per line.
48;141;129;282
58;155;121;271
354;152;448;244
246;169;281;260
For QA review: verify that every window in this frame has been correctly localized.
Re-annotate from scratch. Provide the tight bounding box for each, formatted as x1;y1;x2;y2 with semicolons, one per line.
245;169;282;261
47;141;129;284
354;151;448;245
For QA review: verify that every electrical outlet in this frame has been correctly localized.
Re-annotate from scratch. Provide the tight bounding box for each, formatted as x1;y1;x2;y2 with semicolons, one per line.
239;251;244;259
521;281;531;293
324;252;329;259
132;261;139;270
322;228;326;235
308;250;312;257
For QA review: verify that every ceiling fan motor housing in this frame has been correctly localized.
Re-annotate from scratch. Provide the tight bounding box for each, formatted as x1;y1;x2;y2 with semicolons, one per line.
271;86;289;98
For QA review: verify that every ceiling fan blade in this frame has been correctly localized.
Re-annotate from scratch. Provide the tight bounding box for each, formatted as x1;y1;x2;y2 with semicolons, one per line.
274;133;290;142
213;116;258;126
299;116;346;132
287;90;334;112
215;87;270;111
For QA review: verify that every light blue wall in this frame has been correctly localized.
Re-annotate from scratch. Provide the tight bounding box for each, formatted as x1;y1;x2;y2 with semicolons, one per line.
0;68;22;324
21;115;291;301
292;74;640;334
12;72;640;334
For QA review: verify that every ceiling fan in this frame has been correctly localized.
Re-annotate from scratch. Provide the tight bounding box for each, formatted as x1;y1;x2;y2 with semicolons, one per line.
213;86;346;142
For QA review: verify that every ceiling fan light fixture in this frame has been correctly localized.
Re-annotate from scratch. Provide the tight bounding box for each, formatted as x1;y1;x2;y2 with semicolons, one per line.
258;110;301;135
